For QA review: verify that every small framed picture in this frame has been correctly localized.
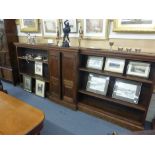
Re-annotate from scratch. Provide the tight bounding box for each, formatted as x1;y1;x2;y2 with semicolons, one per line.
112;79;142;104
20;19;39;32
86;73;110;95
104;58;125;74
86;56;104;70
23;75;32;92
35;79;45;97
126;61;150;78
35;61;43;76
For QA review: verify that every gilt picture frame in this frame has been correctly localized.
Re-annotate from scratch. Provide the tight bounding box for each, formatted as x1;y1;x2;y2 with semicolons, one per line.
113;19;155;32
83;19;109;39
126;61;151;78
86;73;110;95
112;79;142;104
20;19;39;32
35;79;45;97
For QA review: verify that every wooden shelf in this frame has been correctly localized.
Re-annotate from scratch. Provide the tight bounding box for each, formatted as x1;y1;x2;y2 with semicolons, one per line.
20;72;49;83
79;67;153;84
18;57;48;64
78;102;144;131
78;90;146;111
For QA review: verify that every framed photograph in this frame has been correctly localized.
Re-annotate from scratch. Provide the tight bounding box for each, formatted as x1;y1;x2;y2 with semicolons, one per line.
127;61;151;78
86;73;110;95
104;58;125;73
42;19;58;37
112;79;142;104
23;75;32;92
35;79;45;97
35;61;43;76
86;56;104;70
83;19;109;39
20;19;39;32
113;19;155;32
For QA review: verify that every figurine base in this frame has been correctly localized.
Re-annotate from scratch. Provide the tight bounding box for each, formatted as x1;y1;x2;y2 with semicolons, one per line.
62;41;70;47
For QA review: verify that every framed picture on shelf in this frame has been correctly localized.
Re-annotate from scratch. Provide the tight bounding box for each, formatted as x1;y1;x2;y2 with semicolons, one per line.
86;56;104;70
126;61;151;78
86;73;110;95
113;19;155;32
42;19;58;37
112;79;142;104
35;61;43;76
20;19;39;32
104;58;125;74
23;75;32;92
83;19;109;39
35;79;45;97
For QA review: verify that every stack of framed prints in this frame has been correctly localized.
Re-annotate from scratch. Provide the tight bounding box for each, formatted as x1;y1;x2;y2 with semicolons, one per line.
86;56;104;70
86;73;110;95
112;79;142;104
35;79;45;97
104;58;125;74
126;61;150;78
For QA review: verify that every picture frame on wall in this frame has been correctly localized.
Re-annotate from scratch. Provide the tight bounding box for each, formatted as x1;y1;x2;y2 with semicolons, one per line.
86;73;110;95
83;19;109;39
35;79;45;97
86;56;104;70
104;58;125;74
113;19;155;32
126;61;151;78
20;19;39;32
112;79;142;104
42;19;58;37
35;61;43;76
23;75;32;92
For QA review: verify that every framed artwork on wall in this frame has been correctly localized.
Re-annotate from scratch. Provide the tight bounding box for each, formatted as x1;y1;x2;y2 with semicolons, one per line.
113;19;155;32
20;19;39;32
83;19;109;39
42;19;58;37
126;61;151;78
23;75;32;92
104;58;125;74
35;61;43;76
112;79;142;104
35;79;45;97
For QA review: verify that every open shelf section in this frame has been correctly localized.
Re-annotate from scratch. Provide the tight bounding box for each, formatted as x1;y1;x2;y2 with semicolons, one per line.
18;57;48;64
78;102;144;131
78;90;146;111
79;67;153;84
20;72;49;83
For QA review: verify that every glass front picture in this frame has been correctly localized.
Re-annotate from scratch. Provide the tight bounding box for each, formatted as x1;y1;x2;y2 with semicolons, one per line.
83;19;108;39
35;79;45;97
127;61;150;78
20;19;38;32
112;79;142;104
86;73;110;95
42;19;57;37
113;19;155;32
23;75;32;92
104;58;125;73
35;61;43;76
86;56;104;70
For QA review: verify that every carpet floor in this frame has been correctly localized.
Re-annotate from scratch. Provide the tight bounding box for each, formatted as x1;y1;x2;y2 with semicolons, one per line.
2;81;151;135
